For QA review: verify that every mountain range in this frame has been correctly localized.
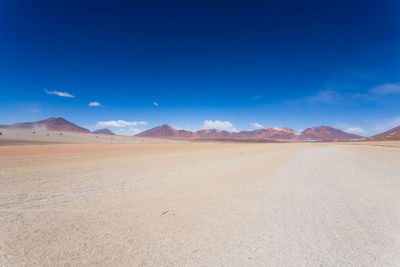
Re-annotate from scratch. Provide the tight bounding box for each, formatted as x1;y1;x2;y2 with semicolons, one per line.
136;124;363;141
1;117;399;141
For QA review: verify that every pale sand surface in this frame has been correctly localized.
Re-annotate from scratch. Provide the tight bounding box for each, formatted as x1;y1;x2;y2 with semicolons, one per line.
343;140;400;148
0;129;189;145
1;142;400;266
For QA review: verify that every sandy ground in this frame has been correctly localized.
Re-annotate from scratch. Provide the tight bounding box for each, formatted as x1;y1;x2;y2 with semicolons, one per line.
0;129;188;145
343;140;400;148
0;141;400;266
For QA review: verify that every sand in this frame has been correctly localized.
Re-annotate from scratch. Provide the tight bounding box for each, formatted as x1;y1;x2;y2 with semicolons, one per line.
0;128;189;145
0;134;400;265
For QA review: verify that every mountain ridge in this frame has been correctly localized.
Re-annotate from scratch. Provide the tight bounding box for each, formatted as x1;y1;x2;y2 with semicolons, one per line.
0;117;90;133
4;118;399;141
298;126;363;141
136;124;364;141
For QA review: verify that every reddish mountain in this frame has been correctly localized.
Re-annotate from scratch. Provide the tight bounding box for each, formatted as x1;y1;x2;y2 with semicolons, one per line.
370;125;400;141
298;126;363;141
137;124;365;141
255;128;298;140
92;128;115;135
194;129;231;139
0;117;90;133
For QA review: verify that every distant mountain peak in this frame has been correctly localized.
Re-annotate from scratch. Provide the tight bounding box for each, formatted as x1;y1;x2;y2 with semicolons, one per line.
136;124;180;137
0;117;90;133
299;126;363;141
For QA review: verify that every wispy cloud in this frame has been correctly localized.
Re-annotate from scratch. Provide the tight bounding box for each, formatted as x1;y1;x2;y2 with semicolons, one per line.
252;95;261;100
88;101;101;107
45;89;75;98
308;89;341;104
96;120;148;127
371;83;400;95
289;82;400;107
153;102;159;106
345;127;366;134
202;120;237;132
250;122;263;129
334;122;366;135
374;116;400;132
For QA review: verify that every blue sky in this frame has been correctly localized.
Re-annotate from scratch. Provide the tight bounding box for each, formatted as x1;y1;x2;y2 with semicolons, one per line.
1;0;399;136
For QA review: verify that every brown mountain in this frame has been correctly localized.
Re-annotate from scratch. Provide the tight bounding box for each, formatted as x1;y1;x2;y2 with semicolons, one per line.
136;124;193;138
92;128;115;135
0;117;90;133
298;126;363;141
370;125;400;141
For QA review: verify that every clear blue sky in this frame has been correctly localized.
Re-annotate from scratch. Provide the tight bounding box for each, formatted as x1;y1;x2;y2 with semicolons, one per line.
1;0;399;135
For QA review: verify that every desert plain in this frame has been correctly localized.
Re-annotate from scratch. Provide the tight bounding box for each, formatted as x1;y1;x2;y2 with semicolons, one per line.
1;130;400;266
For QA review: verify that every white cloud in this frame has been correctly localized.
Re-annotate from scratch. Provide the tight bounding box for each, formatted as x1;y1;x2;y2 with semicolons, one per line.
96;120;148;127
153;102;159;106
252;95;261;100
88;101;101;107
371;83;400;95
45;89;75;98
202;120;237;132
250;122;263;129
345;127;366;134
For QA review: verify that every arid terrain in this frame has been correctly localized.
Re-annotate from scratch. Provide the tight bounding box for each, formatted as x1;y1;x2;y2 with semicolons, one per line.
0;129;187;146
2;0;399;265
0;132;400;265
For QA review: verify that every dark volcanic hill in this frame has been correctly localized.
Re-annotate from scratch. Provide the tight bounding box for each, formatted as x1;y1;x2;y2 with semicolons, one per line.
0;117;90;133
298;126;363;141
370;125;400;141
92;128;115;135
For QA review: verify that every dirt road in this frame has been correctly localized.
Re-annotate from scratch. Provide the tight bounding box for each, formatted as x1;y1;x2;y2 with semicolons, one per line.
0;143;399;265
